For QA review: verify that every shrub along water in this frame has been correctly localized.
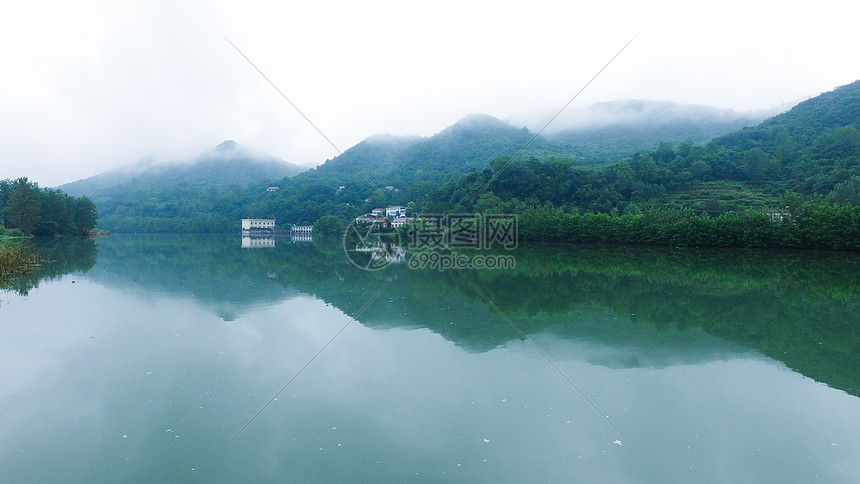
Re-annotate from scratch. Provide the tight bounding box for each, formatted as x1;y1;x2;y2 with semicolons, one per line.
0;243;41;281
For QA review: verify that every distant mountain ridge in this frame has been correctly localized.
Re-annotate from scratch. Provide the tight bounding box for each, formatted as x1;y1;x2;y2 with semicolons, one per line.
307;113;579;187
57;158;159;196
79;87;860;234
309;100;772;185
67;99;762;198
60;140;304;197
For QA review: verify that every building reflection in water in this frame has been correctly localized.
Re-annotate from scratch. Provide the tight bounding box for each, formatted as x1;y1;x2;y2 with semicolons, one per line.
241;236;276;248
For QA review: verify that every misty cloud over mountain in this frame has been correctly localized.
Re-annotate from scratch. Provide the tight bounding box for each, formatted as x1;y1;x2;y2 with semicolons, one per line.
510;99;786;133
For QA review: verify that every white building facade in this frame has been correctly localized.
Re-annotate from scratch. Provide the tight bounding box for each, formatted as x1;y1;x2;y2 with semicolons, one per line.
241;219;276;232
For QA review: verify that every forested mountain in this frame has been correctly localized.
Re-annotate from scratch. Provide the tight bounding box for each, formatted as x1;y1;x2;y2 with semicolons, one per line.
60;140;304;196
309;114;580;185
77;80;860;240
305;98;772;189
420;81;860;249
429;81;860;211
86;115;583;231
79;106;767;234
58;158;160;197
709;80;860;193
61;141;308;232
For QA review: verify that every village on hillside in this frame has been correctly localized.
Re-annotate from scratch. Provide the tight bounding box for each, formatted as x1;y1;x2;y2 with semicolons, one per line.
353;205;414;228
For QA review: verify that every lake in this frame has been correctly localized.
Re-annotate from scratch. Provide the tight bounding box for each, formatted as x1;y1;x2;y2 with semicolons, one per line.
1;234;858;483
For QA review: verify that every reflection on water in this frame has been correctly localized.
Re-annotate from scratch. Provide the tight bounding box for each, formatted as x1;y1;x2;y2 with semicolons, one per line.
241;235;275;248
290;233;313;243
346;241;406;269
1;235;858;483
10;234;859;396
239;234;314;249
0;237;97;296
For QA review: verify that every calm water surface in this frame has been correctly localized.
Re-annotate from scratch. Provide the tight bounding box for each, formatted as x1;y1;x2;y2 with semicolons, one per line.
1;235;858;483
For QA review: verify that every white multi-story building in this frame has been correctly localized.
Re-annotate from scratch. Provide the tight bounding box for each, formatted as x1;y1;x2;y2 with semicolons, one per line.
391;217;414;228
291;225;313;235
386;206;406;218
241;219;276;232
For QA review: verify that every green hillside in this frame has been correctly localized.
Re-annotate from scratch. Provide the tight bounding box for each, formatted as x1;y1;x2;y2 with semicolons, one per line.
78;81;860;243
62;141;303;194
421;81;860;249
309;114;580;186
69;141;306;232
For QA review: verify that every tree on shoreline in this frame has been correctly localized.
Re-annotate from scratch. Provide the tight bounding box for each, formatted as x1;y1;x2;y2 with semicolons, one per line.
0;178;98;236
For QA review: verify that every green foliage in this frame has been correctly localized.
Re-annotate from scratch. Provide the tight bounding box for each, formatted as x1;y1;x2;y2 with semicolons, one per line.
313;214;345;238
0;178;98;236
0;242;41;282
511;200;860;250
3;178;41;234
1;237;97;296
0;226;26;237
710;80;860;193
825;175;860;206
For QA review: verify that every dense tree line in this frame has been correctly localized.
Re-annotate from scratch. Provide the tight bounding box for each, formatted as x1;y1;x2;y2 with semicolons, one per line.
0;178;98;236
93;180;367;233
514;199;860;250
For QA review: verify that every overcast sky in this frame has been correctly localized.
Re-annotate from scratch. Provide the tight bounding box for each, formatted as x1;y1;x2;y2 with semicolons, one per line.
2;0;858;187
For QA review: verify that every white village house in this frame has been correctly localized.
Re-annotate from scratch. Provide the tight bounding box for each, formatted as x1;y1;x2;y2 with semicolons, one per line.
355;205;413;227
391;216;413;228
386;206;406;218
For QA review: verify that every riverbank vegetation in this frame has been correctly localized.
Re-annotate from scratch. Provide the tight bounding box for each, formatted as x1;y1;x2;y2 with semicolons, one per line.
511;194;860;250
0;178;98;236
0;243;41;282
